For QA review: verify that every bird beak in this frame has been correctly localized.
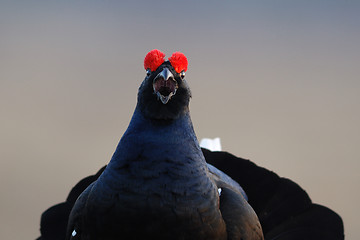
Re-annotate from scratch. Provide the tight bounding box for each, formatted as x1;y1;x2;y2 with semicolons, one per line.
153;68;178;104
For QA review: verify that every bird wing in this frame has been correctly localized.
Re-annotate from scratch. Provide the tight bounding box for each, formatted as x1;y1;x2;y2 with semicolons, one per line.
207;163;248;200
65;182;94;240
207;162;264;239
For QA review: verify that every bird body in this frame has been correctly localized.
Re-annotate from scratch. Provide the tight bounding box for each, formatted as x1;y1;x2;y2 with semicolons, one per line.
69;112;226;239
66;50;263;240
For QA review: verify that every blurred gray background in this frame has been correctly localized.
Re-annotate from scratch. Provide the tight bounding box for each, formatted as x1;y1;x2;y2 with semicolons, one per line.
0;1;359;239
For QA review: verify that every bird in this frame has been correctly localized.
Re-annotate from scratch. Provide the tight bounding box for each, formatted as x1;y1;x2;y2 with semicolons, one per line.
63;49;264;240
37;50;344;240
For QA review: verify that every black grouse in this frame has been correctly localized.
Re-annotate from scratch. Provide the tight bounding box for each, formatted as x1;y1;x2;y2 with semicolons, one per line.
65;49;263;240
37;50;344;240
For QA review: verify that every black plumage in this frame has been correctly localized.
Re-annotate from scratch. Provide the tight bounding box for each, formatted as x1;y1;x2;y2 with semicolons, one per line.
62;52;262;240
38;167;105;240
37;150;344;240
203;149;344;240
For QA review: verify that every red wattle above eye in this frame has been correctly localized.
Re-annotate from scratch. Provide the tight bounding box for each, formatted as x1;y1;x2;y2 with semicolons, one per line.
168;52;188;73
144;49;165;72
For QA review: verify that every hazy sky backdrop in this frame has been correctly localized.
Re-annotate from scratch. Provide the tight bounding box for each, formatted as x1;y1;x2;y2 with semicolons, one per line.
1;1;359;239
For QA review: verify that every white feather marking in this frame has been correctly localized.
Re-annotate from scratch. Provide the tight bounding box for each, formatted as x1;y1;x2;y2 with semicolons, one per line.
218;188;222;196
72;229;77;237
200;138;222;151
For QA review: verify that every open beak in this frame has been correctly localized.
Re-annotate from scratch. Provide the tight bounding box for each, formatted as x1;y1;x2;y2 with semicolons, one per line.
153;68;178;104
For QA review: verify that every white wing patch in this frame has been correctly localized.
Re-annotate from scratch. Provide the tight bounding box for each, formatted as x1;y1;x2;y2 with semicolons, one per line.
200;138;222;151
72;229;77;237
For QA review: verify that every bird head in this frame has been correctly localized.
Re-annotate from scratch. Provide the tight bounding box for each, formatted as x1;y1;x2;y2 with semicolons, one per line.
137;49;191;120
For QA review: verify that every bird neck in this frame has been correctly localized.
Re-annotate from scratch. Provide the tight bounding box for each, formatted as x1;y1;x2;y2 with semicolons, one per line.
107;106;204;173
129;106;197;141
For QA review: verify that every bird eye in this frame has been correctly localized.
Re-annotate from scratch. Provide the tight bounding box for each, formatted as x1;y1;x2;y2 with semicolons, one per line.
180;70;185;79
146;69;151;76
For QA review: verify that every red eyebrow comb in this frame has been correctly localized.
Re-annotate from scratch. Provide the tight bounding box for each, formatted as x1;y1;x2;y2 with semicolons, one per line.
144;49;165;72
144;50;188;73
168;52;188;73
